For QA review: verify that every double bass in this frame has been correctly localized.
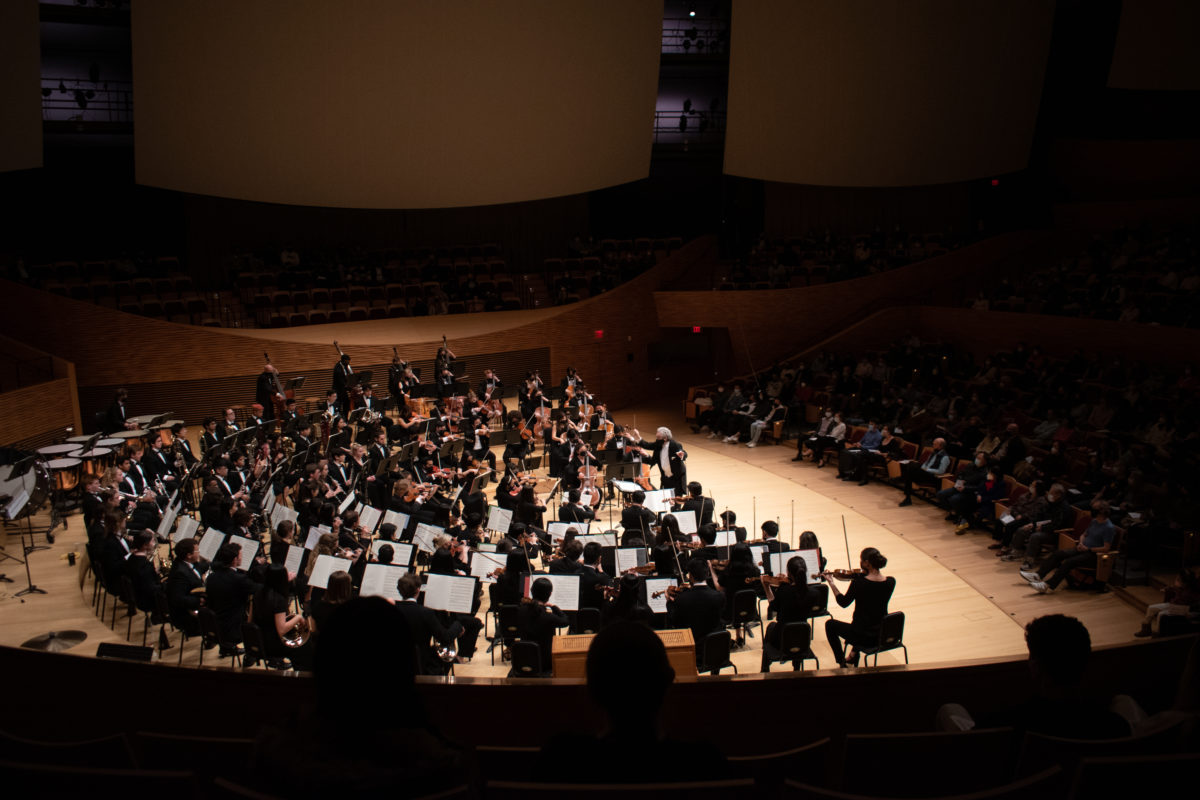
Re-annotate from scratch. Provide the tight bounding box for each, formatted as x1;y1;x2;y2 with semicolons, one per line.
264;352;291;419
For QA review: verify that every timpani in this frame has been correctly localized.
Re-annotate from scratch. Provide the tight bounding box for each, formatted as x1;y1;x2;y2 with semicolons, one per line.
156;420;184;445
46;456;82;491
37;443;83;457
76;446;113;476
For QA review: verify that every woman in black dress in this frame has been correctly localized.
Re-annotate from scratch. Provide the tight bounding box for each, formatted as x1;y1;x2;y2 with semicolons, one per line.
760;556;826;671
823;547;895;667
715;542;761;619
600;573;654;629
252;564;313;670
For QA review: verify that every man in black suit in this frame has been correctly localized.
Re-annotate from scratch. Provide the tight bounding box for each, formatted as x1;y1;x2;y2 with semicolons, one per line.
171;423;198;468
395;574;462;676
517;577;570;676
333;353;354;415
674;481;713;526
620;490;657;544
104;388;135;434
257;364;282;421
579;542;613;610
717;510;748;544
638;426;687;495
548;539;585;575
82;474;105;530
216;408;241;440
478;369;503;403
759;520;791;575
559;489;595;524
166;537;209;637
141;433;177;490
667;560;726;668
199;417;221;458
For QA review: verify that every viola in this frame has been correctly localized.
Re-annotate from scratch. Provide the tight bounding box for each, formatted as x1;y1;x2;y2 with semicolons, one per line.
821;568;864;581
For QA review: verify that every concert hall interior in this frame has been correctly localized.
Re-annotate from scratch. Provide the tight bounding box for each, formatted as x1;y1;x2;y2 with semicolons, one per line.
1;1;1199;797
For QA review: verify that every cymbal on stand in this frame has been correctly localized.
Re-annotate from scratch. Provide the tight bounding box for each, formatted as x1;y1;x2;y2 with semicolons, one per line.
20;630;88;653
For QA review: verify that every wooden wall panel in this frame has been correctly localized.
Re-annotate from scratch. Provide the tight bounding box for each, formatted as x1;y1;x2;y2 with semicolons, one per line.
0;377;78;451
654;231;1048;374
0;237;713;422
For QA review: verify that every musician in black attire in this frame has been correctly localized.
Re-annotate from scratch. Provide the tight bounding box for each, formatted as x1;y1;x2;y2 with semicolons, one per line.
600;572;653;629
171;423;198;468
620;490;657;544
717;509;748;544
395;574;462;676
517;577;570;676
760;520;791;573
257;364;282;421
559;489;594;524
165;537;209;638
104;387;135;433
579;542;613;610
514;485;546;530
824;547;896;667
252;564;313;670
333;353;354;415
666;560;726;668
760;556;825;671
674;481;713;526
205;542;263;657
141;433;177;490
428;539;483;662
199;479;233;532
125;531;164;617
715;542;761;622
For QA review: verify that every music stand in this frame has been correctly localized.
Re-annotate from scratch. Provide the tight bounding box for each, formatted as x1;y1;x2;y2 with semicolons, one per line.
286;376;306;393
2;485;48;596
586;430;606;447
451;362;467;379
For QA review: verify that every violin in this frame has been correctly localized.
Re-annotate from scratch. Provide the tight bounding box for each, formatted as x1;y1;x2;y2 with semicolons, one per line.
821;568;864;581
754;574;790;586
650;582;692;600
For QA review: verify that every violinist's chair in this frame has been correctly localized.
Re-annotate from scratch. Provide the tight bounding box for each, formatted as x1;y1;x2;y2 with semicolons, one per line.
802;584;831;642
762;622;819;671
845;611;907;667
700;630;737;675
508;641;542;678
489;604;521;665
730;590;762;648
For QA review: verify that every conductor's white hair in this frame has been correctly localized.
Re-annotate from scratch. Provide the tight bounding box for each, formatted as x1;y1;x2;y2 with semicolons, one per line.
657;426;672;439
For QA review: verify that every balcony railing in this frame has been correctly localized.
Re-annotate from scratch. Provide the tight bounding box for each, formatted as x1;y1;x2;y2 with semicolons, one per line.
653;109;726;145
41;76;132;123
662;18;729;55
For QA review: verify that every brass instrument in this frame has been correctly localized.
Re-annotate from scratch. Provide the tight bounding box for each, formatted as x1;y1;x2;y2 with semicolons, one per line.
282;437;296;460
283;616;310;648
436;643;458;663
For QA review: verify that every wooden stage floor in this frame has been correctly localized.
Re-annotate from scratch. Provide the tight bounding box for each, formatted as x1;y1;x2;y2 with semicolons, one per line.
0;402;1144;677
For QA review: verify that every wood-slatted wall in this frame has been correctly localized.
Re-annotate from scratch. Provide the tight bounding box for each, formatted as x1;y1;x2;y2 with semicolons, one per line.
1;237;714;427
0;377;78;451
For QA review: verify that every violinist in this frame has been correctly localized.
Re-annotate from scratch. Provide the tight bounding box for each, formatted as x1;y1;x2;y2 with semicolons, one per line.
492;548;533;606
717;510;748;544
579;541;613;609
823;547;895;667
666;560;725;669
673;481;714;526
690;522;721;564
548;539;585;576
388;404;422;446
758;521;790;572
559;489;595;524
514;485;546;530
716;542;761;622
599;573;653;629
366;429;390;506
517;577;570;677
759;555;825;671
620;490;657;545
429;536;484;663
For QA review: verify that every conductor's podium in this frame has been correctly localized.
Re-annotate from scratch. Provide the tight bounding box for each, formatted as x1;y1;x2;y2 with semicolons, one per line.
550;628;697;679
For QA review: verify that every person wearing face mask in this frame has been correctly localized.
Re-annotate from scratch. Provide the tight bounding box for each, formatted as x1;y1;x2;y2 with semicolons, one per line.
837;420;882;480
794;408;837;462
936;453;991;520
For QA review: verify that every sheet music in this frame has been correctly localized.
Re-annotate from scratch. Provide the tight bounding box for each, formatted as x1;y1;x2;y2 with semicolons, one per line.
413;523;443;554
285;544;305;575
358;504;382;534
547;521;589;543
486;505;513;534
263;489;277;516
269;502;284;529
382;509;410;535
273;504;299;529
197;529;226;562
303;528;324;550
228;535;260;570
673;509;697;535
371;539;414;566
771;548;821;579
359;563;409;601
615;547;648;573
714;530;738;548
523;573;580;611
337;491;357;514
749;544;767;572
470;550;507;583
308;554;354;589
573;532;617;548
156;503;179;539
174;514;199;543
477;542;497;553
642;489;675;514
611;479;642;494
645;577;678;615
422;573;477;613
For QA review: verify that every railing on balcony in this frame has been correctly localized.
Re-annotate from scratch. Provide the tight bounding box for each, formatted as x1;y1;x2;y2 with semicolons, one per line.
653;109;726;146
662;18;729;55
41;76;132;123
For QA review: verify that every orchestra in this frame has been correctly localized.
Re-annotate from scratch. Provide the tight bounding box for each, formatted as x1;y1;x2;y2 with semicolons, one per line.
60;348;881;687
